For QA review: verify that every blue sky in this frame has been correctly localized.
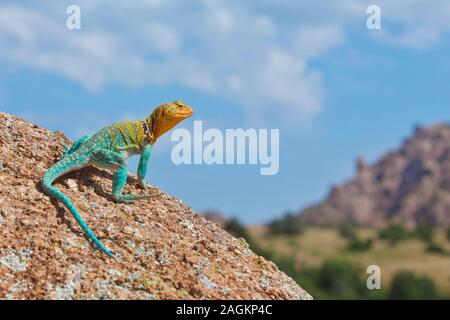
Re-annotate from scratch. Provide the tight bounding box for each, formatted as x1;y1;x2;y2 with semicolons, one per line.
1;1;450;223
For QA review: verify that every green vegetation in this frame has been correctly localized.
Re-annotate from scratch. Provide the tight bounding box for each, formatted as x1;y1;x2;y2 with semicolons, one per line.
248;222;450;299
389;271;439;299
346;236;373;252
311;260;367;299
377;223;446;254
338;223;356;239
224;217;251;239
413;223;435;242
268;212;304;235
378;224;409;246
224;217;450;299
426;241;446;254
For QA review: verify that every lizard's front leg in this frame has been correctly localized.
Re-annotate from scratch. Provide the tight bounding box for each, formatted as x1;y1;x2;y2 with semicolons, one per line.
137;144;157;190
92;148;161;202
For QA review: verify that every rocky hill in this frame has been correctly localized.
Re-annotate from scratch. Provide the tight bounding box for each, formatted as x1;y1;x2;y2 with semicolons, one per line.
299;124;450;228
0;112;311;300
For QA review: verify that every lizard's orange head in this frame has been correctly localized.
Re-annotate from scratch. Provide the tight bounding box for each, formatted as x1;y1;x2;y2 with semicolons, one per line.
147;100;193;142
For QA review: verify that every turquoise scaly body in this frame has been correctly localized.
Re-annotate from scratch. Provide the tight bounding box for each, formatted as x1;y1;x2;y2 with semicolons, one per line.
41;101;193;256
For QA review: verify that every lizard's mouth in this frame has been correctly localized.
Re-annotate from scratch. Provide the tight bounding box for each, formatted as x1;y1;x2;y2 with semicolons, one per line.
179;109;193;118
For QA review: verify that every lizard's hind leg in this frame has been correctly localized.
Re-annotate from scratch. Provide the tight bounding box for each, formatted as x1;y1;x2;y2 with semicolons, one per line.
92;149;162;202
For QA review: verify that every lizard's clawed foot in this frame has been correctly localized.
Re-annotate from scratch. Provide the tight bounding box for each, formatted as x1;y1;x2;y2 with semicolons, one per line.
138;180;158;190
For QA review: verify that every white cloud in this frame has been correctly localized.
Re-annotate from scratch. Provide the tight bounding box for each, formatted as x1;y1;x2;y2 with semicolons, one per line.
294;25;345;58
0;5;130;91
139;22;181;53
1;0;450;125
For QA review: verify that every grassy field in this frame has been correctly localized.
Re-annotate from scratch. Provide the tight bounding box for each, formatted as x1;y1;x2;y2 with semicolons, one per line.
249;226;450;296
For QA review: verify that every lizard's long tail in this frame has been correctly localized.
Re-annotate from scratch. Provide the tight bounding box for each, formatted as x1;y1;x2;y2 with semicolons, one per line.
41;156;113;257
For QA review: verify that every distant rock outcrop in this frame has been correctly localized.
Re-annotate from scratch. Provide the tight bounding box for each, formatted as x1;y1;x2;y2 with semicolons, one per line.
299;123;450;227
0;112;311;300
